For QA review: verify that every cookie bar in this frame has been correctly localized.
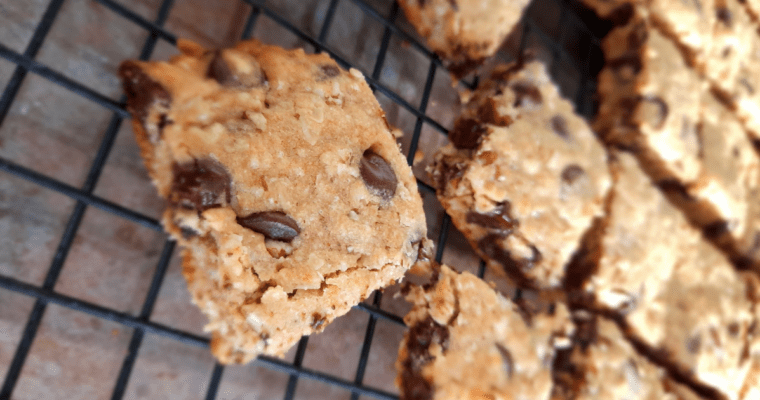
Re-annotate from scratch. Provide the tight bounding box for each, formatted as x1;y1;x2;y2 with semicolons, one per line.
119;39;429;363
552;312;706;400
398;0;530;77
582;0;760;146
580;152;760;398
595;14;760;270
429;61;611;289
396;265;574;400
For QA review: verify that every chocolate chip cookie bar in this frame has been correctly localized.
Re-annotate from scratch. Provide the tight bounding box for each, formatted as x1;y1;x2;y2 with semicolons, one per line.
595;12;760;270
398;0;530;77
552;312;706;400
429;61;611;289
119;39;429;363
579;152;760;398
396;264;574;400
582;0;760;146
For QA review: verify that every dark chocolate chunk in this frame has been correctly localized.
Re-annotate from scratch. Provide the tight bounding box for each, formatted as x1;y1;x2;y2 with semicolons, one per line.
400;316;450;400
237;211;301;242
360;150;397;201
551;115;570;140
171;159;232;211
207;50;266;89
466;201;518;235
511;81;543;108
716;7;732;27
319;64;340;80
752;138;760;153
119;61;172;138
449;118;487;149
447;0;458;10
495;344;514;377
561;165;585;184
478;234;536;288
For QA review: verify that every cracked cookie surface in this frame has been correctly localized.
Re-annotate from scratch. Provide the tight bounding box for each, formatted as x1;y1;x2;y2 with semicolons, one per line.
429;61;611;289
396;265;574;400
119;39;428;363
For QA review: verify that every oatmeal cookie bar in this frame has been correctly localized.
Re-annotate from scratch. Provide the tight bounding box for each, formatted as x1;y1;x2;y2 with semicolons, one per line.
595;13;760;270
398;0;530;77
552;312;706;400
578;152;760;399
396;264;574;400
429;61;611;289
119;39;429;363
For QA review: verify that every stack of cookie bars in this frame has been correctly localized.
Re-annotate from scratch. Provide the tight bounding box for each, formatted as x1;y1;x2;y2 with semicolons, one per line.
116;0;760;398
401;0;760;399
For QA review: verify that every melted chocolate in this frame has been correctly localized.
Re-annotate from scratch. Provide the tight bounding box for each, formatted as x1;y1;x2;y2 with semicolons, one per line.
465;201;518;235
449;118;487;149
400;316;450;400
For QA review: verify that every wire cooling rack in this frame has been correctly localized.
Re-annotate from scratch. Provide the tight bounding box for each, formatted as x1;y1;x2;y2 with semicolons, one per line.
0;0;607;398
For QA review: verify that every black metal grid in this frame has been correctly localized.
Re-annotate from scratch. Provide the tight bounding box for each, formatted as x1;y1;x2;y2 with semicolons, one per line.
0;0;604;398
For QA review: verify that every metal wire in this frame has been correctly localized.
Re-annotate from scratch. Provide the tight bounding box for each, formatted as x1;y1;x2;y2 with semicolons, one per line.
0;0;603;399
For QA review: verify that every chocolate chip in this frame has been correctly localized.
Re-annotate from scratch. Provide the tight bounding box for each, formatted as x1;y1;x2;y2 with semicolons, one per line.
640;96;668;129
311;313;327;330
171;159;232;211
704;221;729;239
207;50;266;89
478;234;536;288
119;61;172;140
466;201;518;235
551;115;570;140
319;64;340;80
447;0;458;10
511;82;543;107
495;344;514;377
717;7;732;27
449;118;487;149
360;150;397;201
237;211;300;242
752;138;760;153
561;165;585;184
